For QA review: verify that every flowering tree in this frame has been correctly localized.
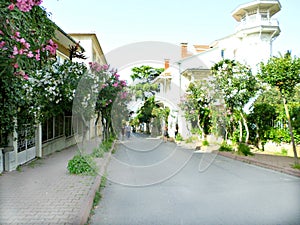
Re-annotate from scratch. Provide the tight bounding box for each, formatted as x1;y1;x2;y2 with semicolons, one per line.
211;59;259;143
0;0;57;145
179;81;214;140
90;63;127;140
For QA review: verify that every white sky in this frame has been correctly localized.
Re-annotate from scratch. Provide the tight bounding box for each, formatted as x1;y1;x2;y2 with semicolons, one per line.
42;0;300;57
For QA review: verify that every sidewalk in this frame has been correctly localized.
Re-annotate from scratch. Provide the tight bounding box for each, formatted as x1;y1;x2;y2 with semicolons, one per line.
175;140;300;177
217;150;300;177
0;139;113;225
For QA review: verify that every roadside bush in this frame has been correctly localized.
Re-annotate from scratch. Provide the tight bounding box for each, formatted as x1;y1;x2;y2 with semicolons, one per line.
175;133;184;141
237;143;253;156
219;142;233;152
67;154;97;175
202;139;209;146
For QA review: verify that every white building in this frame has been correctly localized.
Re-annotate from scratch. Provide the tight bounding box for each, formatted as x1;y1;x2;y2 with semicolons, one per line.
154;0;281;139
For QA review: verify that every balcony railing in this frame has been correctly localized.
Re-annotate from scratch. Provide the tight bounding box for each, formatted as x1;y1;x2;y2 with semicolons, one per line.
235;18;279;32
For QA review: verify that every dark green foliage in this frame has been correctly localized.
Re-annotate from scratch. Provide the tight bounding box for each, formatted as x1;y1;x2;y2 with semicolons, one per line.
237;143;253;156
219;142;233;152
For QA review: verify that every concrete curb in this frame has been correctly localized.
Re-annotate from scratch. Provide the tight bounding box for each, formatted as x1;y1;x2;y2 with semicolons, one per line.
217;151;300;178
77;141;115;225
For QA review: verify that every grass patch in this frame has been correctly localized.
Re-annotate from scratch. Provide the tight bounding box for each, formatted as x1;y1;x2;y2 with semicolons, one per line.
85;175;107;225
219;142;234;152
16;165;22;172
237;143;253;156
292;163;300;170
175;133;184;141
185;136;198;143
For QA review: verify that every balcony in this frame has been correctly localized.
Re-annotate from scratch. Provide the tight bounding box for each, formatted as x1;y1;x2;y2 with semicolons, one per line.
235;17;279;33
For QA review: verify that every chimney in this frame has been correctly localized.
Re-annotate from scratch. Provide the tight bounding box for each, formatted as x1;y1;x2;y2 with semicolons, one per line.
181;42;188;58
164;59;170;70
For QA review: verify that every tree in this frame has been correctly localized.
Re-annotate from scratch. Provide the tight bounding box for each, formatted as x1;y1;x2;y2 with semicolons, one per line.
258;51;300;164
130;65;163;99
136;96;158;134
248;103;278;150
179;81;213;140
211;59;259;143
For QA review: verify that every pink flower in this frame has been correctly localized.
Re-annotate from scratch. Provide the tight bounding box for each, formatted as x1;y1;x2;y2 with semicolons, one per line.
13;63;19;69
8;3;15;10
19;48;24;55
35;53;40;61
23;74;29;80
102;64;109;70
13;46;18;55
113;82;118;87
23;42;30;49
27;51;34;58
0;41;5;48
15;31;20;37
0;30;3;35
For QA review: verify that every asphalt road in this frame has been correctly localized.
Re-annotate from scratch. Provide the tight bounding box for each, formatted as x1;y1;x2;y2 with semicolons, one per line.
90;134;300;225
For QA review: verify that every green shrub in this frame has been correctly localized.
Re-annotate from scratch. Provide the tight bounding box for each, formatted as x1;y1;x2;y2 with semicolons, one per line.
219;142;233;152
292;164;300;170
92;147;104;158
237;143;253;156
100;138;114;152
175;133;184;141
202;139;209;146
67;154;97;175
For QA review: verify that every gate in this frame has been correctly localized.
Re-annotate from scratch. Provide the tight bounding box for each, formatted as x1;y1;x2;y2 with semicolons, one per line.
17;124;36;165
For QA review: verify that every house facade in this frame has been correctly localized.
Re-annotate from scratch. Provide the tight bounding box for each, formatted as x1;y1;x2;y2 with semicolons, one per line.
1;30;107;172
154;0;281;139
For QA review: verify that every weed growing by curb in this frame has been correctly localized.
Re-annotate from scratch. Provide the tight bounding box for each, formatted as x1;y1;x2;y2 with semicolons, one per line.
85;175;107;225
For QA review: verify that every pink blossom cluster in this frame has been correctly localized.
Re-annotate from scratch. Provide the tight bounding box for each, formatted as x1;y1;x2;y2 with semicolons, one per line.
120;80;127;87
14;70;29;80
42;39;58;56
120;91;128;99
8;0;43;12
89;62;109;73
10;31;41;60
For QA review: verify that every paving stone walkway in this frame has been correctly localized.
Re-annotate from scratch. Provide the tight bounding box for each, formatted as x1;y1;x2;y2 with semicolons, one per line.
0;140;112;225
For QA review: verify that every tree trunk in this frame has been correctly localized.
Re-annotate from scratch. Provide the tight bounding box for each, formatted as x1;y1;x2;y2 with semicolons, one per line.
197;114;205;140
283;97;298;164
240;112;249;143
238;119;243;143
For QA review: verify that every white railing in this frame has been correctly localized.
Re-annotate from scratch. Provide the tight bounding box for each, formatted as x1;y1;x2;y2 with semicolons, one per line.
235;18;279;32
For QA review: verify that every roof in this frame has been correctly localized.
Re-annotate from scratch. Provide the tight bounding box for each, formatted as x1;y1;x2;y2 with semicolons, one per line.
232;0;281;21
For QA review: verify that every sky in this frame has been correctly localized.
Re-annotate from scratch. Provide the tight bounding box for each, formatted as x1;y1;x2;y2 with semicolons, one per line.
42;0;300;57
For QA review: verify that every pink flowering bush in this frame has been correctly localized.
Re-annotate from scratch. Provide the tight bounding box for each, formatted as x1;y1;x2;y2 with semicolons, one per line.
0;0;57;144
75;62;128;140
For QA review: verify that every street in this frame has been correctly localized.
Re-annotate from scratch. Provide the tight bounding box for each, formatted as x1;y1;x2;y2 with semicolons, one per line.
91;134;300;225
